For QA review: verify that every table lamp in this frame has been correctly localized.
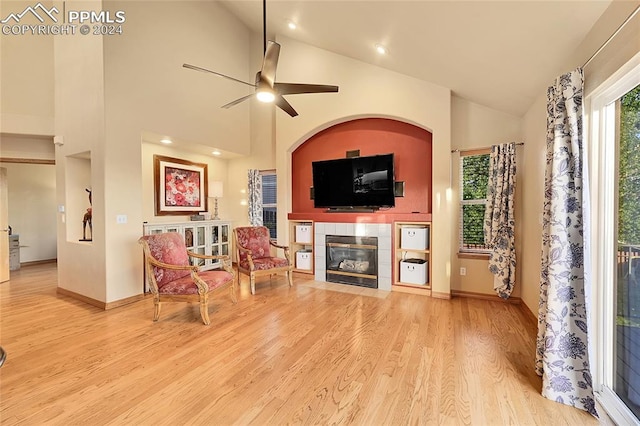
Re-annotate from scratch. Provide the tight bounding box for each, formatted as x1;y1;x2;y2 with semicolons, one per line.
209;181;223;220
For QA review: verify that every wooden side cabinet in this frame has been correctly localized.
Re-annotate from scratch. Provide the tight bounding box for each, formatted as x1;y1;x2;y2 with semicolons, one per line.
393;221;432;292
289;220;314;274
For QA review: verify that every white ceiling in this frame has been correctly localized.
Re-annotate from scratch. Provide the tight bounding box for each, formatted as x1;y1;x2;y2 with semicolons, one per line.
220;0;612;117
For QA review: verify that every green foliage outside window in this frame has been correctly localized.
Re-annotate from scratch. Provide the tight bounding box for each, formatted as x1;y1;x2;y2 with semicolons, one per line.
462;155;490;200
461;154;490;249
619;84;640;246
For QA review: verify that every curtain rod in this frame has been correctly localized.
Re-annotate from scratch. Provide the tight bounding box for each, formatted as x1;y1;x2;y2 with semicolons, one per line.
451;142;524;154
582;4;640;68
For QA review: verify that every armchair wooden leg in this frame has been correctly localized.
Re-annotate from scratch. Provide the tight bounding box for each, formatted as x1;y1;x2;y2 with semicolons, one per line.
230;279;238;304
200;294;210;325
250;274;256;295
153;296;161;322
287;270;293;287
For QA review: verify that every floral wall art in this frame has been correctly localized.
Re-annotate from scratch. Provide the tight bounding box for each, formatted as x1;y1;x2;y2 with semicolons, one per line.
154;155;208;215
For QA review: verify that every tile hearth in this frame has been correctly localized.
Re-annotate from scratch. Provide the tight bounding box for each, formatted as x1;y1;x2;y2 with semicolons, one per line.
314;222;392;291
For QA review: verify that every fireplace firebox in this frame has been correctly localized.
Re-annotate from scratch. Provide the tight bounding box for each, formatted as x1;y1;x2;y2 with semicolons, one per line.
325;235;378;288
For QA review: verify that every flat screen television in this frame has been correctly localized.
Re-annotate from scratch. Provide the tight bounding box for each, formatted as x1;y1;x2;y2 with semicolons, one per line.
312;153;395;209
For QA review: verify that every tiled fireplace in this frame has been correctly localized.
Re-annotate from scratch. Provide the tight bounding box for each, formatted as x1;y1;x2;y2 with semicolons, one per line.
314;222;392;291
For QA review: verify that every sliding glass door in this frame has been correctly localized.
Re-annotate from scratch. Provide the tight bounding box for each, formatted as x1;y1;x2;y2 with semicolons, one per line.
614;84;640;419
590;58;640;425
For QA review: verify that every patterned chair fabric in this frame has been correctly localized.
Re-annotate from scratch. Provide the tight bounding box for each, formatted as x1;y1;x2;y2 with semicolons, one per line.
235;226;272;264
138;232;236;324
233;226;293;295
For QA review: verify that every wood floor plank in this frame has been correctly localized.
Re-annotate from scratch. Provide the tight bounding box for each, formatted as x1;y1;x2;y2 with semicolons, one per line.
0;263;600;425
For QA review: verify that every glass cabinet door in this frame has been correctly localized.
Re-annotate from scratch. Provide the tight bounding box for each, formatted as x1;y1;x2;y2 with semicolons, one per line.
221;224;229;256
196;226;206;246
183;227;195;248
212;226;219;244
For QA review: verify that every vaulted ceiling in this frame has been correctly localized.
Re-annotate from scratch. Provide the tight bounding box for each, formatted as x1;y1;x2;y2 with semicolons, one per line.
220;0;612;117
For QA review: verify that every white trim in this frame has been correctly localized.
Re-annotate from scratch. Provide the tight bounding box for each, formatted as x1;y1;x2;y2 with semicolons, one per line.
588;51;640;424
459;153;490;253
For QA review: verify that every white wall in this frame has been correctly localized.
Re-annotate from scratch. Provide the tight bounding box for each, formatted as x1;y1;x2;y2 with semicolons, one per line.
450;96;523;296
272;36;453;296
0;162;57;262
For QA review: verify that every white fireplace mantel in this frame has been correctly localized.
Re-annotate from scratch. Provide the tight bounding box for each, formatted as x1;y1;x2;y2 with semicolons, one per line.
314;222;392;291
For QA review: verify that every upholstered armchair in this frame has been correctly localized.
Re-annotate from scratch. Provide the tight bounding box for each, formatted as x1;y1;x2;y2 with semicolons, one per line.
233;226;293;295
138;232;236;325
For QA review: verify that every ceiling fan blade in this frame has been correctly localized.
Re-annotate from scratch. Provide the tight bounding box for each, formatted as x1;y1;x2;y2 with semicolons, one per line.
260;41;281;87
183;63;256;88
274;82;339;95
274;95;298;117
221;93;255;109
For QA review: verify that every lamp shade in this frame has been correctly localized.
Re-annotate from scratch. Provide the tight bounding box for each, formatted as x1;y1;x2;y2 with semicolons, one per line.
209;181;223;198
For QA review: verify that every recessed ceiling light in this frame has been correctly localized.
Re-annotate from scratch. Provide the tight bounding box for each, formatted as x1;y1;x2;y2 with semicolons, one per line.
160;138;172;144
375;44;388;55
287;20;297;30
212;150;221;156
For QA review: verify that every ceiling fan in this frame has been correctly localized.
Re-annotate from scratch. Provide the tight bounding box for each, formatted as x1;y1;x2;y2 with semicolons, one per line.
183;0;339;117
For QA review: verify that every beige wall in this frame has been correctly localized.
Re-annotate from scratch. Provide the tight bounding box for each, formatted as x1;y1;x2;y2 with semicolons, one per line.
53;1;107;302
0;1;55;135
0;136;57;263
4;0;637;307
518;0;640;316
271;36;453;296
98;1;252;302
0;134;55;160
141;142;230;224
226;34;277;231
0;162;57;262
449;96;523;297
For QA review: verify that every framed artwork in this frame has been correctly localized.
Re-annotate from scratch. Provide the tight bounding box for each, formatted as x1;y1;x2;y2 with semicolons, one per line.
154;155;208;216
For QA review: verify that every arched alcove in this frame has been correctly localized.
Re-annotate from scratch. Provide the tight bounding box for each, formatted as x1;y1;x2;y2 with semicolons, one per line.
290;117;432;217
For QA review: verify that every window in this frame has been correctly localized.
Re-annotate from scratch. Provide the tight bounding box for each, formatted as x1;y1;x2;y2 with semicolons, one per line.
260;171;277;239
589;55;640;425
459;151;490;252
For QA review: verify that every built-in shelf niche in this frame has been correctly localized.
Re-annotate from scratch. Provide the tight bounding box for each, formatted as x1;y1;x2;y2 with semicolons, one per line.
65;152;92;243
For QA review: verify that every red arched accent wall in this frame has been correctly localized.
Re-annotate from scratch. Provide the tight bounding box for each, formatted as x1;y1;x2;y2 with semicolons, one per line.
291;118;432;217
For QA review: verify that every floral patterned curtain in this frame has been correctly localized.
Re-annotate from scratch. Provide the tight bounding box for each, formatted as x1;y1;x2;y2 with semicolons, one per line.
536;68;597;417
248;169;263;226
483;142;517;299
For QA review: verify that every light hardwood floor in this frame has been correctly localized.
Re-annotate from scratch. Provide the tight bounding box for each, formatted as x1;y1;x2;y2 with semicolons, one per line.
1;263;599;425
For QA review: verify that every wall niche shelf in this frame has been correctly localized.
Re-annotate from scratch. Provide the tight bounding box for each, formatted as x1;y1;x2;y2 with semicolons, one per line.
393;221;432;293
289;220;314;274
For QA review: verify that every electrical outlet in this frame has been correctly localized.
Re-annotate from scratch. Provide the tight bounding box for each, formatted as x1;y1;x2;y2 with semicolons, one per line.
460;267;467;276
116;214;127;224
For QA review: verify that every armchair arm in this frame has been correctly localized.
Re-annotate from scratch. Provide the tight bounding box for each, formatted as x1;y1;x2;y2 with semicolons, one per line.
235;244;256;271
269;240;291;264
187;251;230;261
236;245;252;255
269;241;289;250
145;255;199;272
187;251;234;274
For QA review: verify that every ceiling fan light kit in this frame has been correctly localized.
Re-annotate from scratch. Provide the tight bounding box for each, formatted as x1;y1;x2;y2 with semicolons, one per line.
182;0;338;117
256;89;275;103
